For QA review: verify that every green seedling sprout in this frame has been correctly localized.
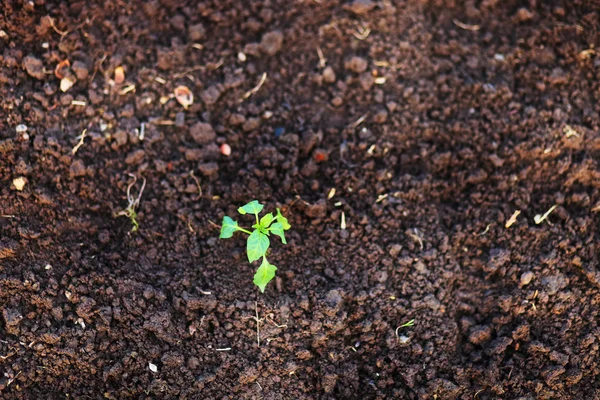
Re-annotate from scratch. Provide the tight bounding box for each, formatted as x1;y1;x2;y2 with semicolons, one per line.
219;200;291;292
116;174;146;232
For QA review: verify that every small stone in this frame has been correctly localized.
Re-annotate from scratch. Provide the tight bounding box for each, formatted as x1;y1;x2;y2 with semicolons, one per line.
125;149;145;165
201;85;222;105
220;143;231;156
190;122;216;145
198;162;219;177
229;113;246;126
345;56;368;73
516;8;534;22
489;154;504;167
322;66;336;83
16;124;28;133
331;96;343;107
60;76;76;92
344;0;375;15
359;72;374;91
305;200;327;218
175;112;185;127
260;31;284;56
520;271;534;286
313;149;328;163
389;244;402;257
70;160;86;177
373;110;388;123
242;117;261;132
541;274;569;295
71;61;89;80
23;55;45;79
12;177;26;191
188;23;206;41
468;325;492;345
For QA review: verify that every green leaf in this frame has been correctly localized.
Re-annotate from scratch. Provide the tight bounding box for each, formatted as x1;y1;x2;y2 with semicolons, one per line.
259;212;274;229
253;258;277;293
247;230;270;263
269;222;287;244
220;216;238;239
276;208;291;230
238;200;264;216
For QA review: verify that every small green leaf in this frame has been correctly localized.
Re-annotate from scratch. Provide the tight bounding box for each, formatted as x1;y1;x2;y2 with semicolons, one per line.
247;230;270;263
253;257;277;293
220;216;239;238
269;222;287;244
276;208;291;230
238;200;264;216
259;212;274;229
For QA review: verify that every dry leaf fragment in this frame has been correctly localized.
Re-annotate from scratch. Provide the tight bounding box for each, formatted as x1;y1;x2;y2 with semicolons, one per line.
55;59;70;79
114;66;125;84
174;85;194;109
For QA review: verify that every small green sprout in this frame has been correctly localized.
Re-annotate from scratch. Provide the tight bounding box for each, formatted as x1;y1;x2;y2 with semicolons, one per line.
116;174;146;232
220;200;291;292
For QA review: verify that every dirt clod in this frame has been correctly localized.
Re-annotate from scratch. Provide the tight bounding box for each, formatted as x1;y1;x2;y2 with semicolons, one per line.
345;56;368;73
190;122;216;145
260;31;284;56
468;325;493;345
23;55;45;79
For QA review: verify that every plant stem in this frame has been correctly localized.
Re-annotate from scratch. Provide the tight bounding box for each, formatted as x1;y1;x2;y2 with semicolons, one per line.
237;227;252;234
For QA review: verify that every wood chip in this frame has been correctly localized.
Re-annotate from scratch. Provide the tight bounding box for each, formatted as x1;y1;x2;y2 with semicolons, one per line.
505;210;521;228
534;205;558;225
453;19;480;31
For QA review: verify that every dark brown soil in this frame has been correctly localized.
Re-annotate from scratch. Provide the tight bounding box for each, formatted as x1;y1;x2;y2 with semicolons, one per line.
2;0;600;398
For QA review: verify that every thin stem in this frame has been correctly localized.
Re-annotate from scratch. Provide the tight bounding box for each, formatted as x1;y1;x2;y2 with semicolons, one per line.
255;213;259;225
237;227;252;234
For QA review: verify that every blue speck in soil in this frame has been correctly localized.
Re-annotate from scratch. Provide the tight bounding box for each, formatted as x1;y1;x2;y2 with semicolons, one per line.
275;127;285;137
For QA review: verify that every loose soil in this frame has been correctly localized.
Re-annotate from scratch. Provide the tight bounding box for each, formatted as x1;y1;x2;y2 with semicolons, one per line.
2;0;600;399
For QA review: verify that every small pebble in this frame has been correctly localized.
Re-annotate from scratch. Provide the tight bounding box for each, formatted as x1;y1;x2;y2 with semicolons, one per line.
12;177;26;191
260;31;284;56
520;271;534;286
220;143;231;156
345;56;368;73
322;66;336;83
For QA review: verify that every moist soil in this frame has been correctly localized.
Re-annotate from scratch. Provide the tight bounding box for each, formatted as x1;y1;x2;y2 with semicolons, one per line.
1;0;600;399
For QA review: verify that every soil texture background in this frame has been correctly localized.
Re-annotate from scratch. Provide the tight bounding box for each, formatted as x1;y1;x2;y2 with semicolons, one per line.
2;0;600;399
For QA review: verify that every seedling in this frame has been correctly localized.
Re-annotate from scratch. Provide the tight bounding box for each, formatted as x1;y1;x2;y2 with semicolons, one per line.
116;174;146;232
220;200;291;292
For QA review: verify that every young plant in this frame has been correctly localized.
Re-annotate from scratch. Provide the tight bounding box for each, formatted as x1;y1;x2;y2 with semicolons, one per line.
219;200;291;292
116;174;146;232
